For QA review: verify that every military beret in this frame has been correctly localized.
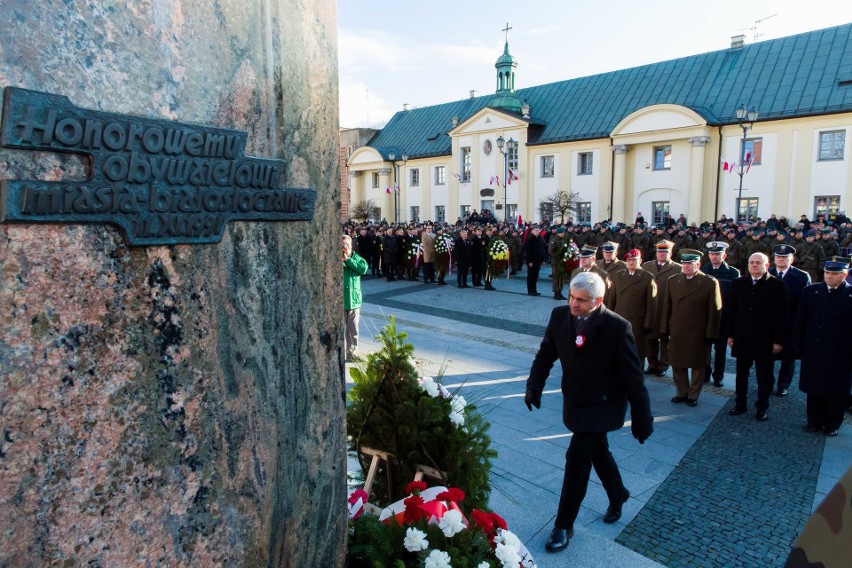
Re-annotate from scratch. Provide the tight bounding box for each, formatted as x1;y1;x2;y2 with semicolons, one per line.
679;249;703;263
624;248;642;260
706;241;729;253
602;241;619;252
773;244;796;256
579;245;598;257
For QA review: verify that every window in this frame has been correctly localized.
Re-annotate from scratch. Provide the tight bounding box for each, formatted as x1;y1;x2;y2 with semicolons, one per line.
576;202;592;224
541;155;554;177
653;145;672;170
410;168;420;186
539;202;554;223
480;200;494;214
371;172;379;188
506;204;518;221
460;205;471;219
578;152;593;175
435;166;446;185
742;138;762;166
737;198;759;223
410;206;420;223
652;201;670;225
819;130;845;161
508;144;518;172
814;196;841;221
435;205;446;223
461;147;471;182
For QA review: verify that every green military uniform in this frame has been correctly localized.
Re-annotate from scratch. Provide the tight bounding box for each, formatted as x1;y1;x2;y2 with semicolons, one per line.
642;240;683;375
796;237;826;282
610;265;657;364
549;230;567;299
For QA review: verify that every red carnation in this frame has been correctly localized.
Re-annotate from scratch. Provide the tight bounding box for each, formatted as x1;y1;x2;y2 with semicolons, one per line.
405;480;428;495
403;495;425;523
436;487;465;503
490;512;507;531
471;509;494;534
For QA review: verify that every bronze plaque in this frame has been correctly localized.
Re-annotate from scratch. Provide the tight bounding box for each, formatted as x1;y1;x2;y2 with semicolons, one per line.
0;87;316;246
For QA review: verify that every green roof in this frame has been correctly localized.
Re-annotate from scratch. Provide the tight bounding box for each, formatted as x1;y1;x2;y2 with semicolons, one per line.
368;23;852;157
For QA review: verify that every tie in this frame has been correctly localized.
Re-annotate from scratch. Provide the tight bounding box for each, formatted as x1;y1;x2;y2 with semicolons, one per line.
779;271;785;280
753;279;758;285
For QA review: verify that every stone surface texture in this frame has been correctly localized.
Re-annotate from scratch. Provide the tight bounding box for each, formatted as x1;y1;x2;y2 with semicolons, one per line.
0;1;345;566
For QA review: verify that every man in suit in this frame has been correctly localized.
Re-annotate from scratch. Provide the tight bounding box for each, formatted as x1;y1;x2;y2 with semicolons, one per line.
727;253;790;421
525;272;653;553
453;229;472;288
702;241;740;386
641;240;683;376
610;248;657;370
660;250;722;406
523;226;545;296
793;258;852;437
470;226;487;287
768;244;811;396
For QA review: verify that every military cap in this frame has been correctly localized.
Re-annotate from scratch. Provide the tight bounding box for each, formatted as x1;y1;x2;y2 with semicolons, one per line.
824;258;850;272
773;244;796;256
822;228;831;234
579;245;598;257
679;249;703;263
655;240;675;251
617;222;627;230
556;227;566;234
624;248;642;260
706;241;729;253
601;241;619;252
806;229;816;237
654;223;665;231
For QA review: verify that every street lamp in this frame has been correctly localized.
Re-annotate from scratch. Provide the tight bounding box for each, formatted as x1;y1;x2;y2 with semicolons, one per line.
388;152;408;224
734;103;758;222
496;136;517;223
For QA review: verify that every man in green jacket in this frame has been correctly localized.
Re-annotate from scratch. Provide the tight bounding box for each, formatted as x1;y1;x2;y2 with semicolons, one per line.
343;235;369;361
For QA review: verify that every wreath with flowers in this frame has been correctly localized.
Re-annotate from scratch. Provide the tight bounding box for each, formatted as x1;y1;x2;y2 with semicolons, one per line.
348;481;536;568
434;234;454;275
486;238;510;276
405;241;423;268
561;240;581;274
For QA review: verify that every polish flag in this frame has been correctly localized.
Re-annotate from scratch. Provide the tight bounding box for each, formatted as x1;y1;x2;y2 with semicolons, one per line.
394;183;400;193
385;186;391;194
517;214;523;226
508;168;519;185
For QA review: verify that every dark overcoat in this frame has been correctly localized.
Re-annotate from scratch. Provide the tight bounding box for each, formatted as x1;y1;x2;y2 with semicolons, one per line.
610;268;657;361
793;281;852;396
453;236;471;271
702;262;740;335
641;259;682;337
727;273;790;359
659;272;722;368
526;305;654;436
768;265;811;356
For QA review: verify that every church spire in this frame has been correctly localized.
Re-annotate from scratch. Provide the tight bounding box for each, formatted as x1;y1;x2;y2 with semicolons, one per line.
491;22;523;113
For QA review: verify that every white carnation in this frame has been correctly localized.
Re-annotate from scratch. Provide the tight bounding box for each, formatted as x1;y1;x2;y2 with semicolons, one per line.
438;509;466;537
449;410;465;427
424;549;452;568
403;527;429;552
419;376;440;397
450;395;467;413
494;528;521;550
477;563;490;568
494;542;522;568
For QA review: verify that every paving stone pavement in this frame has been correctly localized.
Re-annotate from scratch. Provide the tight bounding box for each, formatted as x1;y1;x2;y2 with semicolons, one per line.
347;269;852;568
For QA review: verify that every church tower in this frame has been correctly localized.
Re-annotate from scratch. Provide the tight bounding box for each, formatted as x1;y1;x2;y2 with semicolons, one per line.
490;24;523;113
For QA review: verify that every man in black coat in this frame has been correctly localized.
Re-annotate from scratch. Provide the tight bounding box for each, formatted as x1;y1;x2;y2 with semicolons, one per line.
793;259;852;437
470;226;487;287
768;244;811;395
726;253;790;421
523;226;545;296
381;227;399;282
525;272;653;553
453;229;472;288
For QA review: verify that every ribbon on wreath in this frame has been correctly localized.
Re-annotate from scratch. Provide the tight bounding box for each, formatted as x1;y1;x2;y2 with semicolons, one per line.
348;488;368;520
378;486;466;527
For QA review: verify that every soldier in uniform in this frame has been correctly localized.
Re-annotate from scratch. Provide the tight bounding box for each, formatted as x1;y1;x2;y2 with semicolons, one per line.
795;230;825;283
660;249;722;406
671;227;693;258
571;246;613;306
743;230;771;262
817;229;840;271
509;229;524;275
470;226;487;287
369;226;383;276
615;224;634;256
793;258;852;437
597;242;627;277
610;249;657;370
702;242;740;386
768;244;811;396
641;240;682;377
550;227;568;300
722;228;745;271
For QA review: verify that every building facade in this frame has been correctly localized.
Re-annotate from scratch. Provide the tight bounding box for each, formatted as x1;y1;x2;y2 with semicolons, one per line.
348;25;852;226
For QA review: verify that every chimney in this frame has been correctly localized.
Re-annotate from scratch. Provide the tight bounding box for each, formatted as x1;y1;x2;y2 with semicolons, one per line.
403;103;410;111
451;116;459;126
469;90;477;99
730;34;745;49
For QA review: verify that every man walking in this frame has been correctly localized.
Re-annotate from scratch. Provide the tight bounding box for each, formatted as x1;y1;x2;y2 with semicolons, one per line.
660;250;722;406
794;258;852;437
768;244;811;396
727;253;790;421
525;272;653;553
343;235;368;361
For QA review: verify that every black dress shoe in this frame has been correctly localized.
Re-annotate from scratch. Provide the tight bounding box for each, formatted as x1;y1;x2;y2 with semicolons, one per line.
713;380;724;387
671;396;687;403
644;367;658;375
528;292;541;296
825;428;839;437
544;527;573;552
803;423;822;433
775;388;788;397
756;410;768;422
655;369;667;377
728;407;747;416
687;399;698;407
603;491;629;524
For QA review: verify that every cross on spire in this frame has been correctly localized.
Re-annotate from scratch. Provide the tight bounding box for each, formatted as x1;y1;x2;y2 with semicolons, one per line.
502;22;512;43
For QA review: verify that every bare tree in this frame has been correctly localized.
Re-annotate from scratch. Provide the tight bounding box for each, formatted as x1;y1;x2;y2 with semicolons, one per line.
349;199;380;223
543;190;581;224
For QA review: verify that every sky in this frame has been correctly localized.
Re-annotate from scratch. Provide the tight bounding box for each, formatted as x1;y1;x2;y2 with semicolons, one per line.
337;0;852;128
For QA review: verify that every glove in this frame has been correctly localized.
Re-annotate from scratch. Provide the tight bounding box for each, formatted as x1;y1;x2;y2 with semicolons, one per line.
631;421;653;444
524;390;541;411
